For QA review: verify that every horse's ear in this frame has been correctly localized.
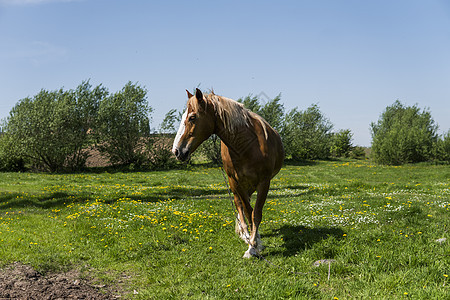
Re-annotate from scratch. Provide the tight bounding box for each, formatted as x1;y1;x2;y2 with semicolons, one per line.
195;88;207;111
186;89;193;98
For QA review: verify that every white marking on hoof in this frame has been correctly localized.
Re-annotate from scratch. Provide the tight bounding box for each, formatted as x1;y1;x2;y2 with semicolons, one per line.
243;245;258;258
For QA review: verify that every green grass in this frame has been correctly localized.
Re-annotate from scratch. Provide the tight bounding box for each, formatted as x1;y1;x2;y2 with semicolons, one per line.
0;160;449;299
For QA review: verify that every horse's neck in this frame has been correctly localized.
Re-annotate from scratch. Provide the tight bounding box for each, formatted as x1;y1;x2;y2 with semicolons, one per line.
215;118;257;155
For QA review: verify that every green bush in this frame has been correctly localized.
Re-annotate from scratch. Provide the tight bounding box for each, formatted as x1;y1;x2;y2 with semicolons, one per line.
331;129;353;158
3;81;107;172
258;94;284;133
370;100;438;165
0;131;26;171
194;135;222;165
349;146;367;160
145;134;178;169
433;130;450;162
96;82;152;167
281;104;333;160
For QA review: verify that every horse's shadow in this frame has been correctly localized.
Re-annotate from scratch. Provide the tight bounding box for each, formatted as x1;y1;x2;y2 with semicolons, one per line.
263;225;345;257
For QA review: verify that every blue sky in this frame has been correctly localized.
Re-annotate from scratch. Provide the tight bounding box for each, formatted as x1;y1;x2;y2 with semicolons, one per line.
1;0;449;146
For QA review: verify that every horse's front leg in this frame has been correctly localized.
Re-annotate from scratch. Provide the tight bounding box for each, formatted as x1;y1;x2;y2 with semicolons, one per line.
229;178;253;245
244;180;270;258
234;196;251;243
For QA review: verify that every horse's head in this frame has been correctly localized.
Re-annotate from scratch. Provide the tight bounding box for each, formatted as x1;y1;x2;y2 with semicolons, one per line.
172;88;216;161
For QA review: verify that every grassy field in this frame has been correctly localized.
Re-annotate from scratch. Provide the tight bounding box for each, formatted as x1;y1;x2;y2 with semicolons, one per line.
0;160;449;299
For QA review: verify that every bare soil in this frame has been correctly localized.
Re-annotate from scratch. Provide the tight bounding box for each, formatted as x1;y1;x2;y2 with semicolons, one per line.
0;262;118;300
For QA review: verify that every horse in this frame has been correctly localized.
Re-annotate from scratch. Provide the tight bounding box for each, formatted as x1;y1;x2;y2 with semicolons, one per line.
172;88;284;258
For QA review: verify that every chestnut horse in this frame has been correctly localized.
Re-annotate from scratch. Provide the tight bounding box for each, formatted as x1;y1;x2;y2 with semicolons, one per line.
172;89;284;258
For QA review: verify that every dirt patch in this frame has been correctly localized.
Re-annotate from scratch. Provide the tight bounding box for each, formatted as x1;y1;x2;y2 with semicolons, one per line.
0;262;118;299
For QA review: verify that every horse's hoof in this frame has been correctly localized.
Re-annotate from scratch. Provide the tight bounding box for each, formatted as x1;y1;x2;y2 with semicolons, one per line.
243;247;258;258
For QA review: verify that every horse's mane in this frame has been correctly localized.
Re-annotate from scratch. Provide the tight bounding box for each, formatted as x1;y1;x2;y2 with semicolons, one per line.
201;92;269;138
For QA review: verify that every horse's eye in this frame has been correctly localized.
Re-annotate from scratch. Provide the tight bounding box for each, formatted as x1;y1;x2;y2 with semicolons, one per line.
188;115;196;122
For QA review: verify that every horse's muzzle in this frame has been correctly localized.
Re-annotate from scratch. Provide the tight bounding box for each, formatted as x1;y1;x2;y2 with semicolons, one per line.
173;148;190;161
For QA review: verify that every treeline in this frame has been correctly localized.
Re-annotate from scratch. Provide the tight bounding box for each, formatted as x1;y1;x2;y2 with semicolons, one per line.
238;95;450;165
0;81;175;172
238;95;360;160
0;83;449;172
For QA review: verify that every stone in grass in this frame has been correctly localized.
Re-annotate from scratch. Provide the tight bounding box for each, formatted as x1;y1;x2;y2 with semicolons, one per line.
313;259;337;267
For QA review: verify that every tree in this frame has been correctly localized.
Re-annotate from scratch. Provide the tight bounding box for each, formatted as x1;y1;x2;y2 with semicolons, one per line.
331;129;353;158
238;94;284;132
0;124;25;171
238;95;262;115
159;109;178;134
434;130;450;162
63;81;108;170
370;100;438;165
281;104;333;160
441;130;450;162
3;81;106;172
96;82;152;166
259;94;284;133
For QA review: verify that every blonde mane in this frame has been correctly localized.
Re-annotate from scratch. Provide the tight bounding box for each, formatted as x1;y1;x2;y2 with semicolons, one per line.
191;92;268;138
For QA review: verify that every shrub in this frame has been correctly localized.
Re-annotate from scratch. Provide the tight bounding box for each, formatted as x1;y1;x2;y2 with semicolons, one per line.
3;81;107;172
281;104;333;160
331;129;353;158
370;100;438;165
349;146;367;160
433;130;450;162
194;135;222;165
0;131;26;171
145;134;178;169
258;94;284;133
96;82;152;166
